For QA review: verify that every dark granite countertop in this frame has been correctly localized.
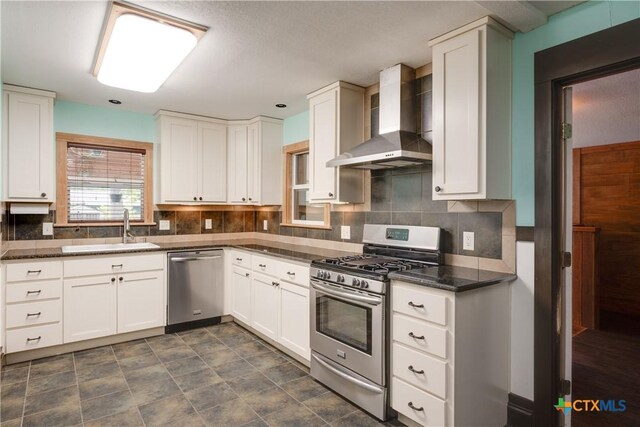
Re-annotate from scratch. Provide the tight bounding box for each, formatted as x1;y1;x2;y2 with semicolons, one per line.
0;239;356;264
389;265;516;293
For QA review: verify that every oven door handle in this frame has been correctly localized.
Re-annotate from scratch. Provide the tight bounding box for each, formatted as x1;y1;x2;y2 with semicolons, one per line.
312;354;384;394
311;282;382;306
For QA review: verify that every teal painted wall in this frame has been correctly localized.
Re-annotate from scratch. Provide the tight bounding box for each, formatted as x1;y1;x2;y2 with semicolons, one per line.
54;100;155;142
512;0;640;225
282;110;309;145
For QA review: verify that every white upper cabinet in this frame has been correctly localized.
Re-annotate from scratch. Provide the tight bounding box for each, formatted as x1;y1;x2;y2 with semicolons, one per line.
308;82;364;203
157;111;227;203
227;117;283;205
429;17;513;200
2;85;55;202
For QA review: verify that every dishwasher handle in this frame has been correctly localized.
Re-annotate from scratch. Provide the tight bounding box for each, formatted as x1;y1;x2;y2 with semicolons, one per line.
170;255;222;262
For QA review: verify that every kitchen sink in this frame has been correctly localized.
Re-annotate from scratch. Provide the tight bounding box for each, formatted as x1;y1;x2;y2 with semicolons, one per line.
61;242;160;254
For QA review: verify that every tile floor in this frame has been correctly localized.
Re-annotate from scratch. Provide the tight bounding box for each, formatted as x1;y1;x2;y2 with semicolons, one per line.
1;322;402;426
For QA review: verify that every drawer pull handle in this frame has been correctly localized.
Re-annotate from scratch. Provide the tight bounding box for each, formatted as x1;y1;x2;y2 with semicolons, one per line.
272;281;280;287
408;402;424;412
408;365;425;375
26;312;42;317
408;301;424;309
287;271;295;276
27;336;42;342
112;264;123;268
27;290;42;295
27;270;42;274
236;258;243;261
259;264;266;268
408;332;425;340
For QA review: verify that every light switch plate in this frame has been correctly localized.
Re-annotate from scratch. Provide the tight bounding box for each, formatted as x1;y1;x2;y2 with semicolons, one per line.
263;220;268;231
42;222;53;236
159;220;171;231
205;219;212;229
463;231;475;251
341;226;351;240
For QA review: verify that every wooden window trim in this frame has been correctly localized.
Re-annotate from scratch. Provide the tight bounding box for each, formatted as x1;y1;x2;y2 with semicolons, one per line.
281;140;330;229
55;132;154;226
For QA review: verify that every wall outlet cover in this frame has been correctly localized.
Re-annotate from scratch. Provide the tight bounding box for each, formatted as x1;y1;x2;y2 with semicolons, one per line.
463;231;475;251
263;219;268;231
205;219;212;230
341;225;351;240
159;220;171;231
42;222;54;236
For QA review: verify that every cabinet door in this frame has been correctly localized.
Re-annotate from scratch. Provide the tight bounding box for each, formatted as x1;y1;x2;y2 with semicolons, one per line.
63;275;117;343
163;117;199;201
309;89;338;202
227;125;249;203
231;266;252;324
117;270;164;333
6;92;53;200
251;273;279;340
279;281;310;360
199;122;227;202
246;122;261;204
432;29;481;199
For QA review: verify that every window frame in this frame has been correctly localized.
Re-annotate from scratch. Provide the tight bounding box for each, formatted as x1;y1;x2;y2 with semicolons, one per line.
281;141;330;229
55;132;154;226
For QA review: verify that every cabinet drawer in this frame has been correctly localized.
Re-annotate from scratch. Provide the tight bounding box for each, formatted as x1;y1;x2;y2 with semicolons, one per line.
391;377;445;427
278;262;310;288
6;300;62;328
6;323;63;353
393;343;447;399
252;254;282;277
393;283;448;326
393;314;447;359
6;260;63;282
64;253;164;277
231;251;252;268
6;279;62;303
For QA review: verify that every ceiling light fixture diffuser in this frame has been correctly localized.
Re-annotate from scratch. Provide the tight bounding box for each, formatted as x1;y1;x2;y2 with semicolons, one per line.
93;2;207;93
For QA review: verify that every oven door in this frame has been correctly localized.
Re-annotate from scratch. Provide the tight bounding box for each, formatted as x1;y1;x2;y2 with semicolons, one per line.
310;279;385;385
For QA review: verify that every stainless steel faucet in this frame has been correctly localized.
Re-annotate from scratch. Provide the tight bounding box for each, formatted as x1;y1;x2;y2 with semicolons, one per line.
123;209;134;243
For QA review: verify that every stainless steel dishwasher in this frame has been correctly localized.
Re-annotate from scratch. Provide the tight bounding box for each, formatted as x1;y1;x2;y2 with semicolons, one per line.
167;249;224;332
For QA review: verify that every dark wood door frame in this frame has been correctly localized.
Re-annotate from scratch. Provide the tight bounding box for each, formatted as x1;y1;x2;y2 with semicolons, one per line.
534;18;640;426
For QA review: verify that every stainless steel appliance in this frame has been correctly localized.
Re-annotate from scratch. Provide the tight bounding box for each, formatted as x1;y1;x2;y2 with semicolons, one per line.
310;224;442;421
167;249;224;332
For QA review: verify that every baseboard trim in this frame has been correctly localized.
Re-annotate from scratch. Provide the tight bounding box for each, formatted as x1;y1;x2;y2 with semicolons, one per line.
507;393;534;427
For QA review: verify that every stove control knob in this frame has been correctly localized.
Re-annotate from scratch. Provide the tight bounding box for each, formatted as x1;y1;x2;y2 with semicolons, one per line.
325;272;331;280
352;278;361;287
361;281;369;289
316;270;324;279
337;275;345;283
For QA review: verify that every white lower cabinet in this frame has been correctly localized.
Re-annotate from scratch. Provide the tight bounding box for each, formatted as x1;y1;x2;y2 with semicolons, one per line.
117;270;164;334
64;275;117;343
227;249;310;361
390;280;509;427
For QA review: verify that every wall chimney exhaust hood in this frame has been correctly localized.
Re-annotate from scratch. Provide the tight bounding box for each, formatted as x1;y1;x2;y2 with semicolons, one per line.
327;64;432;170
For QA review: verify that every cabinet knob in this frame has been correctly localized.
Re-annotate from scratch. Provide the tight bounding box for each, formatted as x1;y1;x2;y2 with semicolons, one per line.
248;197;252;201
41;192;47;198
328;192;334;197
193;197;197;201
434;186;442;193
242;197;246;202
111;277;116;283
245;272;250;277
199;197;203;201
119;277;124;282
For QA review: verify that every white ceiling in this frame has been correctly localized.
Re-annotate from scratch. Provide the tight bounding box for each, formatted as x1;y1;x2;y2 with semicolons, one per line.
572;68;640;148
1;1;582;120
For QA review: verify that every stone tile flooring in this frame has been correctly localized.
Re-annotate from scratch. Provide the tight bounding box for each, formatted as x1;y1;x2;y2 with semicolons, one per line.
1;322;403;426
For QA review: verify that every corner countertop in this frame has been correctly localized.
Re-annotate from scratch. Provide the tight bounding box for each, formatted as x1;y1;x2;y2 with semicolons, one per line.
0;240;356;264
389;265;516;293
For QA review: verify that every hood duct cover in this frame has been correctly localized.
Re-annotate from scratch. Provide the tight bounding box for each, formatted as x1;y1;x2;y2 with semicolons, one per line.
327;64;432;169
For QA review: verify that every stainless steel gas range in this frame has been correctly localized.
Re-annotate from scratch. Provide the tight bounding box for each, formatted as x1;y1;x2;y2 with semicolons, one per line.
309;224;442;421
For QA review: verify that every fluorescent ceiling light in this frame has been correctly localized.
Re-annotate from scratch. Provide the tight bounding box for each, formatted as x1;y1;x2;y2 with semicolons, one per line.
94;2;206;93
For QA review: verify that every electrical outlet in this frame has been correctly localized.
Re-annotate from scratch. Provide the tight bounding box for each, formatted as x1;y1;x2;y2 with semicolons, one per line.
205;219;212;230
263;219;268;230
159;220;170;231
463;231;475;251
341;226;351;240
42;222;53;236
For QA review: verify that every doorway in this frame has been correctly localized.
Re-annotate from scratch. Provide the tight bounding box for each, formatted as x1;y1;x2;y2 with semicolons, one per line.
566;68;640;427
533;18;640;427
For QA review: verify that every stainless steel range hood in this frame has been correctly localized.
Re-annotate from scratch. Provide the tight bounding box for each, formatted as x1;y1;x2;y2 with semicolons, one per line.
327;64;432;169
